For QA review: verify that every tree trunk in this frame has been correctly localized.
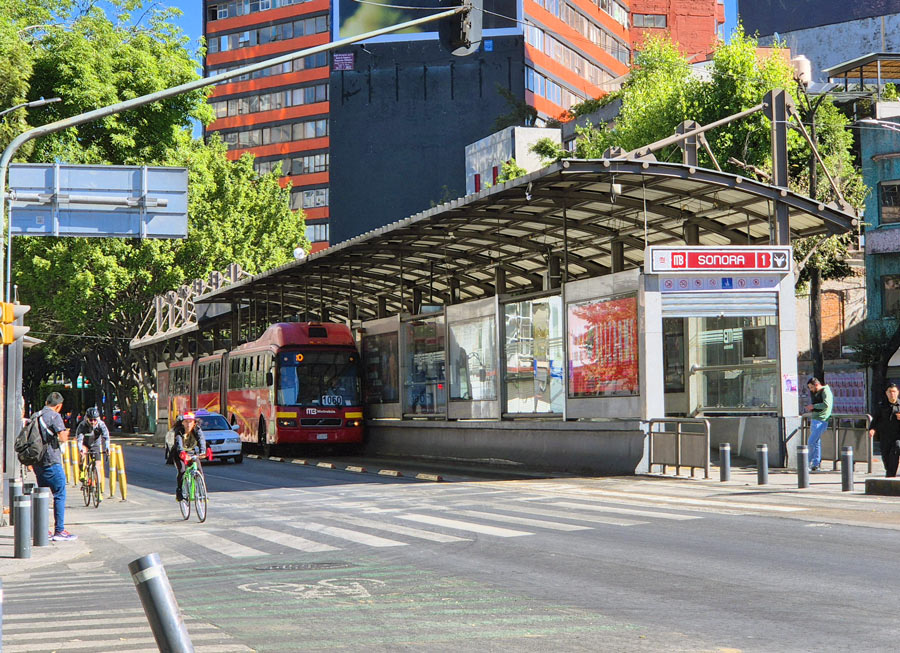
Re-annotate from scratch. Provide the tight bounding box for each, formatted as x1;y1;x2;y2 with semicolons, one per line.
809;267;825;381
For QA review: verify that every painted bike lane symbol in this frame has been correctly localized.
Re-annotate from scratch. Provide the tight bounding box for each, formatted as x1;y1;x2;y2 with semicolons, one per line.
238;578;386;599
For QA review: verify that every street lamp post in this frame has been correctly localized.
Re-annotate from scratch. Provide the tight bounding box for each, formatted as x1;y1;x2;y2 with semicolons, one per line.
0;97;61;121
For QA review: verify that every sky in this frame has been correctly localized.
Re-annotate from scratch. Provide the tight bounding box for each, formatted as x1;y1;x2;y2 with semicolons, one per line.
162;0;742;50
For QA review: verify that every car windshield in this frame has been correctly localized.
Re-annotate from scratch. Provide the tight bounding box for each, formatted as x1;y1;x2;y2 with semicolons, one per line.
276;349;360;407
197;415;231;431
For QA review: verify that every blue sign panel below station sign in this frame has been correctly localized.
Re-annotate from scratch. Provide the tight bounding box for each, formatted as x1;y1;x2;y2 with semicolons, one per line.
8;163;188;239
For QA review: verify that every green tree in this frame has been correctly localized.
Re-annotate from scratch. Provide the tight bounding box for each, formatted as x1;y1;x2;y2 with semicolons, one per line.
2;1;307;428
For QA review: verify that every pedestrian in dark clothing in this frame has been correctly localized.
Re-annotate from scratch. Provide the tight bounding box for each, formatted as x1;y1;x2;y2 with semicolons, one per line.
33;392;77;541
869;383;900;477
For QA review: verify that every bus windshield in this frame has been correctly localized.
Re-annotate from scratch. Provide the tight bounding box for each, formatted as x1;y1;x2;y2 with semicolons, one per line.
276;350;360;407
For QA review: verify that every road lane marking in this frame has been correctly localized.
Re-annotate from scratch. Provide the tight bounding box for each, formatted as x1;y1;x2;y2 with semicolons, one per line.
548;501;701;521
235;525;339;552
563;488;806;512
454;509;592;531
179;529;268;557
289;522;408;547
397;514;531;537
487;502;646;526
323;513;470;542
2;631;239;652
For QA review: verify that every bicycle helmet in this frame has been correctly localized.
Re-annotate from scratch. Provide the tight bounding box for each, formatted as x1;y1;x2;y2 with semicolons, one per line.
85;407;100;420
182;411;196;421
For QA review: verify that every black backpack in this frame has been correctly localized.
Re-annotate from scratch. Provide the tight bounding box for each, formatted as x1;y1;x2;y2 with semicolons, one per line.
15;413;47;466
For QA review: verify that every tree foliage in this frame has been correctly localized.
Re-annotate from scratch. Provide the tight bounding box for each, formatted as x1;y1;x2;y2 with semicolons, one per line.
1;0;307;428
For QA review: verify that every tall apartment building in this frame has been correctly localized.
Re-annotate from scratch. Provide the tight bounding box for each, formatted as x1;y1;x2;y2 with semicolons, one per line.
203;0;724;248
630;0;724;62
203;0;333;253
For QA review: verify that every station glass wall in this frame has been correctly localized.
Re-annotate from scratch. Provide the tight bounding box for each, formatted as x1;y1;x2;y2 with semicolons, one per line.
404;315;447;415
503;296;564;414
688;315;779;412
362;332;399;404
449;316;497;401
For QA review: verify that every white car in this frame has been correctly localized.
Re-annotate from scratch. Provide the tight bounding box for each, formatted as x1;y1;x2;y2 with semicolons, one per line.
164;411;243;464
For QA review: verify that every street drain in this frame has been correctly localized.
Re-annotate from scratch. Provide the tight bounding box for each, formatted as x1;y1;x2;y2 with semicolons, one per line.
253;562;354;571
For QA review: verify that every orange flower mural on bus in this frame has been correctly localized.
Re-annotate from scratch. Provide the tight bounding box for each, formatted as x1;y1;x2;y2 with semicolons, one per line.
568;295;639;397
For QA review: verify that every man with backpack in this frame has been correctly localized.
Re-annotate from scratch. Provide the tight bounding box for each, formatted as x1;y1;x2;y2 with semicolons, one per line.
33;392;76;541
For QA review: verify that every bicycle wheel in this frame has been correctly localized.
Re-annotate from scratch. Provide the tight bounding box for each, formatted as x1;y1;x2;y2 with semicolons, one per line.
194;472;208;523
81;465;91;506
91;467;101;508
179;474;191;520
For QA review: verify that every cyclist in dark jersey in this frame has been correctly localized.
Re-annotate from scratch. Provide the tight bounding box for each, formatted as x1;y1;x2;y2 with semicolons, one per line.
169;412;206;502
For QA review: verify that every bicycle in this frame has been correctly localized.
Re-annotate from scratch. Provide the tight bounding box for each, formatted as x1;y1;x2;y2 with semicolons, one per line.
179;451;209;523
80;450;103;508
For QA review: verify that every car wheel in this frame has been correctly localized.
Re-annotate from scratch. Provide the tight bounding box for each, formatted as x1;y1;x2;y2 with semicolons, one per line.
164;446;170;463
233;454;243;464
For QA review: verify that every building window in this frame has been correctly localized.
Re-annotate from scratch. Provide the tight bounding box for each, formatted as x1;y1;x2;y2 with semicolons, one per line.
880;181;900;224
633;14;666;28
305;221;329;242
884;276;900;316
291;187;329;210
207;13;329;53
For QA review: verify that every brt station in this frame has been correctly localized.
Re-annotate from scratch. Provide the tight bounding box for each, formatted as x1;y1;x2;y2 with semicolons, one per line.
131;100;859;476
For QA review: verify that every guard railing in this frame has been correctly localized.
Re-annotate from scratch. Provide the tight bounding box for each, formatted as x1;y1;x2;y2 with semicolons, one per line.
800;413;872;473
645;417;711;479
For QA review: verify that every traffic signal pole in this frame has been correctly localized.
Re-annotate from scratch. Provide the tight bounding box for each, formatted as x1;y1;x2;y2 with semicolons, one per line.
0;2;475;519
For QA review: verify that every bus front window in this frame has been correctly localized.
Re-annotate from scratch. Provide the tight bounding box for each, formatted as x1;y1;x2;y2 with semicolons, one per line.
277;350;361;407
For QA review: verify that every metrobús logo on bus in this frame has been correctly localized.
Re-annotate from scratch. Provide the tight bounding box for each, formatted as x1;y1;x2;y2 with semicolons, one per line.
305;408;337;415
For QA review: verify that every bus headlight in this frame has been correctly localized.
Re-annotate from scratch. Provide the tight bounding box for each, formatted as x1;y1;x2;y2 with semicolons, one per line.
277;418;298;428
345;419;362;428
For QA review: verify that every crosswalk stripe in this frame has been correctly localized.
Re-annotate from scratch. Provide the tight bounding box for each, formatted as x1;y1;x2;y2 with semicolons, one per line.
2;630;236;652
3;608;146;621
570;488;805;512
289;522;407;547
129;646;253;653
4;623;217;641
179;529;268;557
235;525;338;552
454;509;592;531
88;523;194;565
397;514;531;537
4;616;155;630
323;513;470;542
488;502;646;526
548;501;701;521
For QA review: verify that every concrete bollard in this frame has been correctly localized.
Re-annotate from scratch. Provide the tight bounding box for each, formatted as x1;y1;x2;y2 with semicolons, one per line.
719;443;731;482
129;553;194;653
8;479;22;527
757;443;768;485
841;446;854;492
797;445;809;489
32;487;51;547
14;496;31;559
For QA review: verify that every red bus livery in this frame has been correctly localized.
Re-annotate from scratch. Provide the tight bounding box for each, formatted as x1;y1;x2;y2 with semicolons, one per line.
164;322;364;454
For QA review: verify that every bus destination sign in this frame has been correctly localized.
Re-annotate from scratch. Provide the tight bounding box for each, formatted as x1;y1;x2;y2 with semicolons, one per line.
646;247;792;274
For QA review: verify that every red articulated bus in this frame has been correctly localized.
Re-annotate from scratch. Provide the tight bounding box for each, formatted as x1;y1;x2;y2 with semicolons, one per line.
164;322;364;455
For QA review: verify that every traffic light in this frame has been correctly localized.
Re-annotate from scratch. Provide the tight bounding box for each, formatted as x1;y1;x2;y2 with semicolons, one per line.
439;0;482;57
0;302;30;345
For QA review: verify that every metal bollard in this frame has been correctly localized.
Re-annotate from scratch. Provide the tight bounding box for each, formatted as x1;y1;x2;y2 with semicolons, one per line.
23;482;34;495
8;479;22;526
757;443;769;485
14;496;32;559
797;445;809;489
129;553;194;653
719;443;731;482
32;487;51;547
841;446;854;492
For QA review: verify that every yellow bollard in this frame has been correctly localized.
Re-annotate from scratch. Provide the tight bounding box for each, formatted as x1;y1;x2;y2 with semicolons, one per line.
108;445;118;498
61;441;70;483
71;441;81;485
97;451;105;494
116;445;127;501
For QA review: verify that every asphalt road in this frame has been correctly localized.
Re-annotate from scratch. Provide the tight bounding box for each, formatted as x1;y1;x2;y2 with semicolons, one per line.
5;444;900;652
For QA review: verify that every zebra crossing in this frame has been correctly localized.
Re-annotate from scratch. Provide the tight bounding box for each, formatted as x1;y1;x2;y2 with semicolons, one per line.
2;570;254;653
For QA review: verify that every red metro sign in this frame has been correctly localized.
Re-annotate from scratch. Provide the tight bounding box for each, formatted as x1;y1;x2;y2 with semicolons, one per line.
646;247;792;273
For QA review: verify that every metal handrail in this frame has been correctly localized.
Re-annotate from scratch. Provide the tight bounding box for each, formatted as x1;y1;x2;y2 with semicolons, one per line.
644;417;711;479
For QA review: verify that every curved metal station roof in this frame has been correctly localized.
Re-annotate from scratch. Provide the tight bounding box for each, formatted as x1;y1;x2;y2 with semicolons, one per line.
132;158;857;348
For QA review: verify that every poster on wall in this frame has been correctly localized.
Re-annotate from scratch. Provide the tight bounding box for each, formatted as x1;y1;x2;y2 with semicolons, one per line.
336;0;520;42
567;295;639;397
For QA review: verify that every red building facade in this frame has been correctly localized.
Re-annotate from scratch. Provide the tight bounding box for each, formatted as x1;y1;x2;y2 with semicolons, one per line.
629;0;725;62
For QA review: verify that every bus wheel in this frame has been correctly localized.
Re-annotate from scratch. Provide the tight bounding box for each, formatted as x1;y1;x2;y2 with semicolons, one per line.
258;418;270;458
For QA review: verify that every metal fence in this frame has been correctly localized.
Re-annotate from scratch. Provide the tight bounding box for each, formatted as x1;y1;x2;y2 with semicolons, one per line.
646;418;711;479
800;413;872;472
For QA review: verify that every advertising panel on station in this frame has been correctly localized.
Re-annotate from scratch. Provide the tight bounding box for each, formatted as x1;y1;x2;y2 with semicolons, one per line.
645;246;792;274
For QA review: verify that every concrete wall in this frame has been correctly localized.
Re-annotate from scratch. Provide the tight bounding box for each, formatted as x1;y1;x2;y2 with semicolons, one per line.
363;419;647;475
329;37;526;243
707;416;785;467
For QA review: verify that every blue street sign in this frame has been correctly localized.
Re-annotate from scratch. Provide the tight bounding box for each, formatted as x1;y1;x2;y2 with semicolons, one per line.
9;163;188;239
721;277;733;289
